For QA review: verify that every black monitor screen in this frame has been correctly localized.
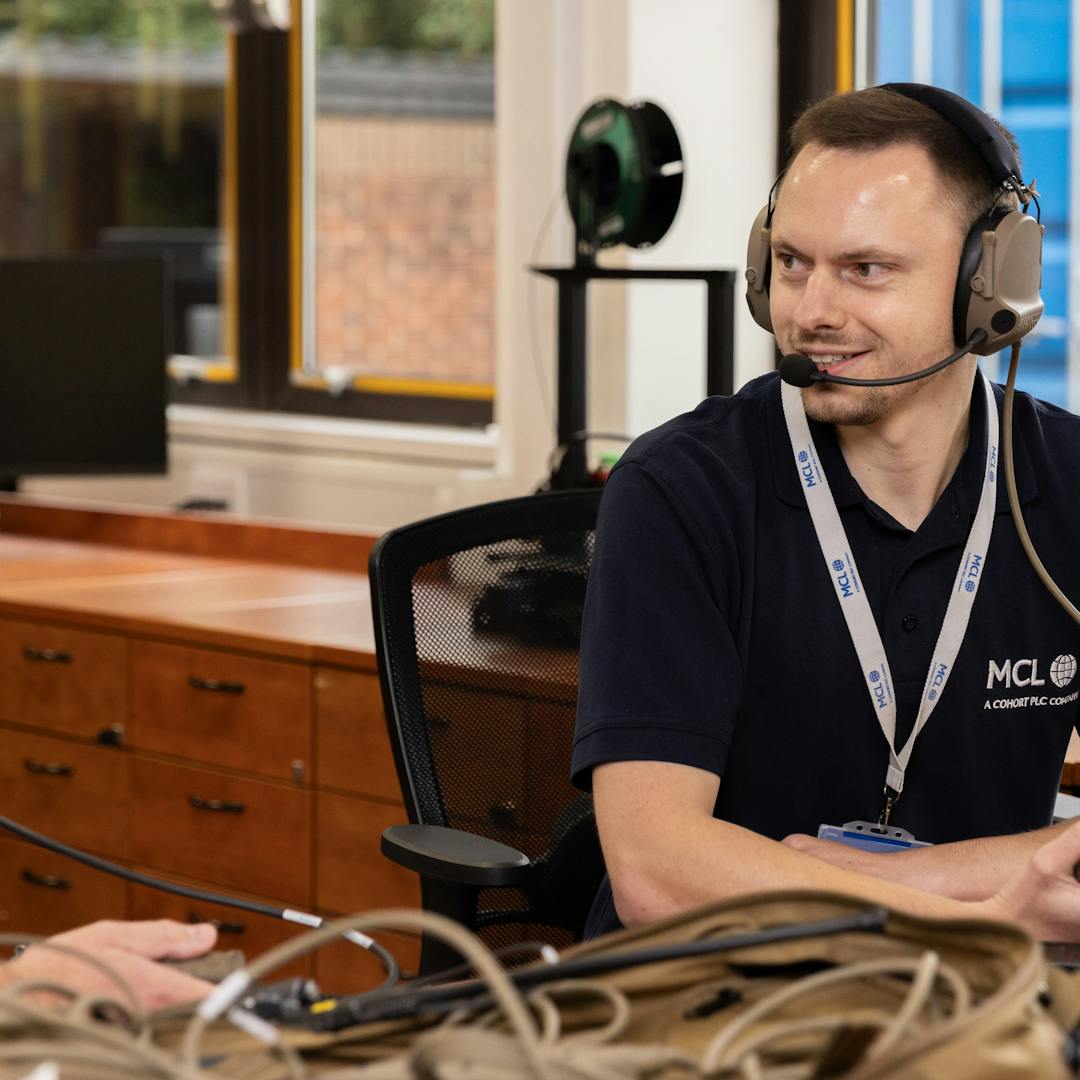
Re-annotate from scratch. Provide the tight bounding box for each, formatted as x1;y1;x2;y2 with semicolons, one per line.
0;255;168;477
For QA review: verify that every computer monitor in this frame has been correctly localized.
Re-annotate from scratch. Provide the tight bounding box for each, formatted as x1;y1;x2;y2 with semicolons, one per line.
98;227;222;358
0;254;168;479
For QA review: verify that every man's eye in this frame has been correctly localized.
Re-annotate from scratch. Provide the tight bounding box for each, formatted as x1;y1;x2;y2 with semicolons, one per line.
777;252;800;271
853;262;883;279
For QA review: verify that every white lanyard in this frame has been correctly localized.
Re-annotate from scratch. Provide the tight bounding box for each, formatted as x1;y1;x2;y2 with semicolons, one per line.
780;373;999;823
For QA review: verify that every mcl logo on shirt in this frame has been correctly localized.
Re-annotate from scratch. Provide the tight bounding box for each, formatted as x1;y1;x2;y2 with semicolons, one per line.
986;655;1076;689
983;654;1078;710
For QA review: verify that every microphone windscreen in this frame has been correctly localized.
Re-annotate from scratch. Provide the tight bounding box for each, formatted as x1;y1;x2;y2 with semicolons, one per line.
778;354;818;388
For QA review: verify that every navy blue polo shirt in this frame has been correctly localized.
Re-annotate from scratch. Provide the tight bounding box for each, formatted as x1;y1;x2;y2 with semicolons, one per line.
572;371;1080;937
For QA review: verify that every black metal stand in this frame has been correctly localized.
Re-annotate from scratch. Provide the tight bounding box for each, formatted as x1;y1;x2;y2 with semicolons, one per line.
531;265;736;488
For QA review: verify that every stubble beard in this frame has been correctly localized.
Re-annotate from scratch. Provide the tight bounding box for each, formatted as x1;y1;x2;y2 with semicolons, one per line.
800;383;891;426
798;364;935;427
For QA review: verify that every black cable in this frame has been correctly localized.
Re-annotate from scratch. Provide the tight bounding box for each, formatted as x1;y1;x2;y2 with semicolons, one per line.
0;815;400;989
545;429;635;482
307;907;889;1031
405;939;559;992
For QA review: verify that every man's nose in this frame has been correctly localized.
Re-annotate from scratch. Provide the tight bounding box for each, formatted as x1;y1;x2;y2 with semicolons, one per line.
790;269;847;333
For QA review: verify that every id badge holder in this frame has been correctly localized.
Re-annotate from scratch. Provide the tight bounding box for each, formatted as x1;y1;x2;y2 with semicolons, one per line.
817;819;933;853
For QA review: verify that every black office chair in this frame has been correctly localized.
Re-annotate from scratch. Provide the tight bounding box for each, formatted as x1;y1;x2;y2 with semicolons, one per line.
369;490;605;974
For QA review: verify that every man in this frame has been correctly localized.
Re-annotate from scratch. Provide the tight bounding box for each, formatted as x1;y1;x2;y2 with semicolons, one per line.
571;85;1080;941
0;920;218;1009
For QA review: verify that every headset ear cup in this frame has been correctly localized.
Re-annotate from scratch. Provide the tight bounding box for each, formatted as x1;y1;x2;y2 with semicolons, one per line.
957;209;1045;354
745;203;773;333
952;212;996;349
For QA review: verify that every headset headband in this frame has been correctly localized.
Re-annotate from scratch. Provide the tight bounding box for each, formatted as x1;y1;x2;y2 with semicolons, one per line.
879;82;1030;202
745;81;1045;350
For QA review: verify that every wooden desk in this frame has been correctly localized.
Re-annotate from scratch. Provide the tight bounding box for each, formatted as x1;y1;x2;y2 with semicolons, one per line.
0;497;418;990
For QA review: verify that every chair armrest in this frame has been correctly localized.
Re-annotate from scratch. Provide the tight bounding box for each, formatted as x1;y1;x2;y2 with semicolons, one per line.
381;823;532;887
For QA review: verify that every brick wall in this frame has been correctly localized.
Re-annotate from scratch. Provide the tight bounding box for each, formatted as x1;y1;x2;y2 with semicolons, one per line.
314;113;495;388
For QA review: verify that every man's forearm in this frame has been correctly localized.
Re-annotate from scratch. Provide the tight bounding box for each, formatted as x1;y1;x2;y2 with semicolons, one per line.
783;820;1073;901
595;761;1080;942
609;811;993;927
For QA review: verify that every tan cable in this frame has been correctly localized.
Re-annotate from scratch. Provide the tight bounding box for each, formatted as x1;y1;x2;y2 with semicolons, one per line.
0;991;191;1079
0;933;200;1079
728;1013;879;1076
180;908;546;1077
700;954;970;1073
0;1001;194;1080
1002;342;1080;625
534;981;632;1045
865;948;940;1059
0;932;142;1019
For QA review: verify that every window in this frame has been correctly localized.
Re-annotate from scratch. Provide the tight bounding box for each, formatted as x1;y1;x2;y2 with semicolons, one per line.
0;0;496;429
0;1;237;391
853;0;1071;407
284;0;496;426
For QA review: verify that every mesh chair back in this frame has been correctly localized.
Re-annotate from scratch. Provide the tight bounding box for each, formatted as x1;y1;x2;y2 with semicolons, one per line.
369;490;603;940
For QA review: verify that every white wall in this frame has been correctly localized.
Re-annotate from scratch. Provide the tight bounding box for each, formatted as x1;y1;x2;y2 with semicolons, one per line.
25;0;779;531
626;0;778;432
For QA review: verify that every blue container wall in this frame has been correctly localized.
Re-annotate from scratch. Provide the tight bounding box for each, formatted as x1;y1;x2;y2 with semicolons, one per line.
870;0;1071;406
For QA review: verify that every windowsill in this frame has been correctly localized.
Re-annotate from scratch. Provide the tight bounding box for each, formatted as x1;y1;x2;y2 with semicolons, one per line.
168;404;500;467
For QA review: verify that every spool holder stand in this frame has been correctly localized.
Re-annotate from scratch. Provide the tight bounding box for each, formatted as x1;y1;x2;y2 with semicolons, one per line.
529;261;737;488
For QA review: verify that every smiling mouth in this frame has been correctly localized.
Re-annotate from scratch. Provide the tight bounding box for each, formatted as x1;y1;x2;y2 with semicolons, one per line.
802;351;870;373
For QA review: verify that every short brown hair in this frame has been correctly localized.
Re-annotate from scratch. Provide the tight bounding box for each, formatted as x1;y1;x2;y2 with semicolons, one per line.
787;87;1021;227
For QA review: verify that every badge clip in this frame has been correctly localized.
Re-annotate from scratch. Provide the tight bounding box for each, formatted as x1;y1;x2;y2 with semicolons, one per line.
878;785;899;827
817;819;932;853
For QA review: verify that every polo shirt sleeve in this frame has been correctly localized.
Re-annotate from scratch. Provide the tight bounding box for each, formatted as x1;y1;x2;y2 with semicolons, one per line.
571;459;743;790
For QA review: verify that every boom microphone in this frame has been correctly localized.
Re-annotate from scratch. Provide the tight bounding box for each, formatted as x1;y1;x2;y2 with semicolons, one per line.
779;329;987;388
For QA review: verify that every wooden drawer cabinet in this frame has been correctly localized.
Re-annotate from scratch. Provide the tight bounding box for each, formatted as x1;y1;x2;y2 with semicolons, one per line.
131;639;311;780
316;792;418;915
523;701;580;838
0;518;433;963
0;836;127;939
0;729;128;858
0;618;127;740
314;667;400;800
130;759;311;904
423;683;525;831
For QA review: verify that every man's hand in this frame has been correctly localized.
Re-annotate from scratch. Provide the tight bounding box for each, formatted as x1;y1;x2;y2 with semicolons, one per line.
981;820;1080;941
0;919;218;1011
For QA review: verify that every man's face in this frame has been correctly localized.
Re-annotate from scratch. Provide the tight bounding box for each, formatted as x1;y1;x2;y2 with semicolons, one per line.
769;142;967;426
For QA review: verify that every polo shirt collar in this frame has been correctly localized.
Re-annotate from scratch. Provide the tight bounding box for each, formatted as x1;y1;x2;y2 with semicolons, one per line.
766;374;1039;516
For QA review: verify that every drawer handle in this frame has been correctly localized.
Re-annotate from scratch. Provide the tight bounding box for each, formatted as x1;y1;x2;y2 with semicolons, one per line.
188;676;246;695
23;647;72;664
22;868;70;890
189;794;245;814
188;911;246;935
24;758;74;777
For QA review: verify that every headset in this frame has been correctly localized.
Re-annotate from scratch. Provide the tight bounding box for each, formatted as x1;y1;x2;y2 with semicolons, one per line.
745;83;1080;631
743;82;1044;359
